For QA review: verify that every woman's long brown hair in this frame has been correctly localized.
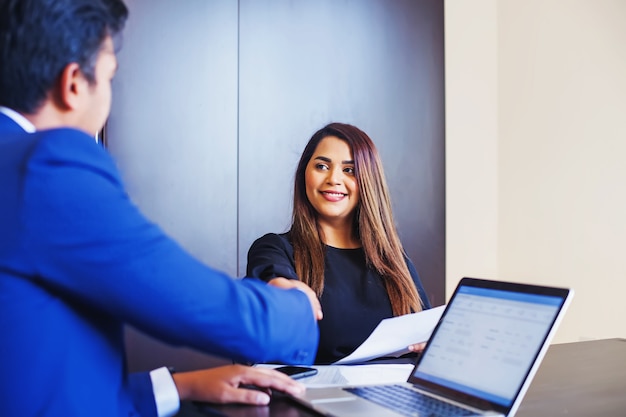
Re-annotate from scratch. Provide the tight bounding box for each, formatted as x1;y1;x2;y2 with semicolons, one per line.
290;123;422;316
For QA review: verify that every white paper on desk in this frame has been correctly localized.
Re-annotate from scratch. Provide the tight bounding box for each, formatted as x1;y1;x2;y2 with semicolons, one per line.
302;364;414;388
255;363;414;388
333;304;445;365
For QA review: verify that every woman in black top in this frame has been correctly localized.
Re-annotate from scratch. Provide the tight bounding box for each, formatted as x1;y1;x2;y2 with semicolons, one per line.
246;123;431;364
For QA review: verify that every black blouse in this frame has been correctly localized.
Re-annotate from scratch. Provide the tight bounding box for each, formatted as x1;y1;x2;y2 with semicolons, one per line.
246;232;431;364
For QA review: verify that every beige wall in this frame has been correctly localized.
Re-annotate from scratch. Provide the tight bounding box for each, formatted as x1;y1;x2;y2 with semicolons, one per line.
446;0;626;343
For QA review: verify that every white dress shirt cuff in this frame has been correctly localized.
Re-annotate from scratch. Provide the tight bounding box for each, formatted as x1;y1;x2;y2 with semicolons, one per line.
150;367;180;417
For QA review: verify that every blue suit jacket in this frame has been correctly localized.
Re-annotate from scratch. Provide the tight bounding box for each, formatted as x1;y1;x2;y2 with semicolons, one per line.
0;113;319;417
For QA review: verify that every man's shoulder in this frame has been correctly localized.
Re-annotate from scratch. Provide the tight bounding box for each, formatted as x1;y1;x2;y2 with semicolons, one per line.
28;128;116;169
6;128;125;198
33;127;98;148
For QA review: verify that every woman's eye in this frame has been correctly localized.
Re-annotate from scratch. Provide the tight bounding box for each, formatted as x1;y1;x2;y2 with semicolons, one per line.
344;167;355;174
316;163;329;171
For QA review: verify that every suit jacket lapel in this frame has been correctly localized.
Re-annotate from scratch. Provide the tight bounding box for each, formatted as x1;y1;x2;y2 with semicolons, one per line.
0;112;27;135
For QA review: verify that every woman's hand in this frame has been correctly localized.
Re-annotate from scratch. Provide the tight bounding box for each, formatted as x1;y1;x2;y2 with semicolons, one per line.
269;277;323;320
172;364;306;405
407;342;426;354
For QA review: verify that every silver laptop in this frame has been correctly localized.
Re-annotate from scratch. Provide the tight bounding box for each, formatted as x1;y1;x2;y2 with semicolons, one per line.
292;277;573;417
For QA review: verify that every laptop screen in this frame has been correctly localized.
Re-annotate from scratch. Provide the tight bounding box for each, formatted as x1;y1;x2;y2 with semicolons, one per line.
410;283;565;407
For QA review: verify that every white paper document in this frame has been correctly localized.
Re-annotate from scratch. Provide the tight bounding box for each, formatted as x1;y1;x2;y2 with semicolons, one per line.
333;304;446;365
256;363;415;388
301;364;414;388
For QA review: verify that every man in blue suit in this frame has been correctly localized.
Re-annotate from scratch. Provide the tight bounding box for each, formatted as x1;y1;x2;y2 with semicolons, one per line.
0;0;322;416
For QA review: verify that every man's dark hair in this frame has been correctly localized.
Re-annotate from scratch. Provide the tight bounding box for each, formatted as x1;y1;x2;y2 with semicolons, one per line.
0;0;128;113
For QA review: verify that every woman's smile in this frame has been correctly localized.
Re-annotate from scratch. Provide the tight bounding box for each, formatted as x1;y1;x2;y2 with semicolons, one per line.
305;136;360;226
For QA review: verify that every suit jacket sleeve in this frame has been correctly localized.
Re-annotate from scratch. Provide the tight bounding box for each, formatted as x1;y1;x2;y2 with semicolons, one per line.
247;233;433;312
22;130;318;365
246;233;299;281
128;372;158;417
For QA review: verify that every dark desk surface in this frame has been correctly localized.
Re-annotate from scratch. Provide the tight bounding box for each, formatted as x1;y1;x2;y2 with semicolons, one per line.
515;338;626;416
178;338;626;417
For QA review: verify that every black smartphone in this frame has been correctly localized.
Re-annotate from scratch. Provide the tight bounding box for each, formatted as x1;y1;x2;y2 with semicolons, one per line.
274;365;318;380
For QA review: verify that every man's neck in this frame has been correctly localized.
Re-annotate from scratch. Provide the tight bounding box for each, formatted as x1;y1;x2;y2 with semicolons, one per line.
23;100;79;132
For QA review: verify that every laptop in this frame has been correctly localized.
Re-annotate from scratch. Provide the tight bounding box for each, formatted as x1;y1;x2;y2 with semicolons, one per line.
291;277;573;417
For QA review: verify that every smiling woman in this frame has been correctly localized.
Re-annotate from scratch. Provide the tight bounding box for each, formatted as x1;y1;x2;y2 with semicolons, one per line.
246;122;432;364
304;135;360;242
106;0;445;372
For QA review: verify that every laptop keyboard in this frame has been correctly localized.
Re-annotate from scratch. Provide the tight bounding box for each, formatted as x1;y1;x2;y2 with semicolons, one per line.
344;384;477;417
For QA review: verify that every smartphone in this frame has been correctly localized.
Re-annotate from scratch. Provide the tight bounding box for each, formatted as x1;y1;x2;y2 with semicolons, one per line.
275;365;318;380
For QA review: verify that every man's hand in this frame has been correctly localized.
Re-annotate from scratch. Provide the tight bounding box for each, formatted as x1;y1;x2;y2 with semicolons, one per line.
269;277;323;320
172;364;306;405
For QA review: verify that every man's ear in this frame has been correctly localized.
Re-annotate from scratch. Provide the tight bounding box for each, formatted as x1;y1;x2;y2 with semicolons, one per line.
57;63;87;111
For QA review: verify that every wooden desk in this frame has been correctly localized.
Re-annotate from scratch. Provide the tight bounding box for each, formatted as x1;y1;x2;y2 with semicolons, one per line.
179;338;626;417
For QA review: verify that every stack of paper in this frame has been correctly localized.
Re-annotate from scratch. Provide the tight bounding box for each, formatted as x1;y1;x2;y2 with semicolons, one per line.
297;364;415;388
333;304;445;364
257;305;445;387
